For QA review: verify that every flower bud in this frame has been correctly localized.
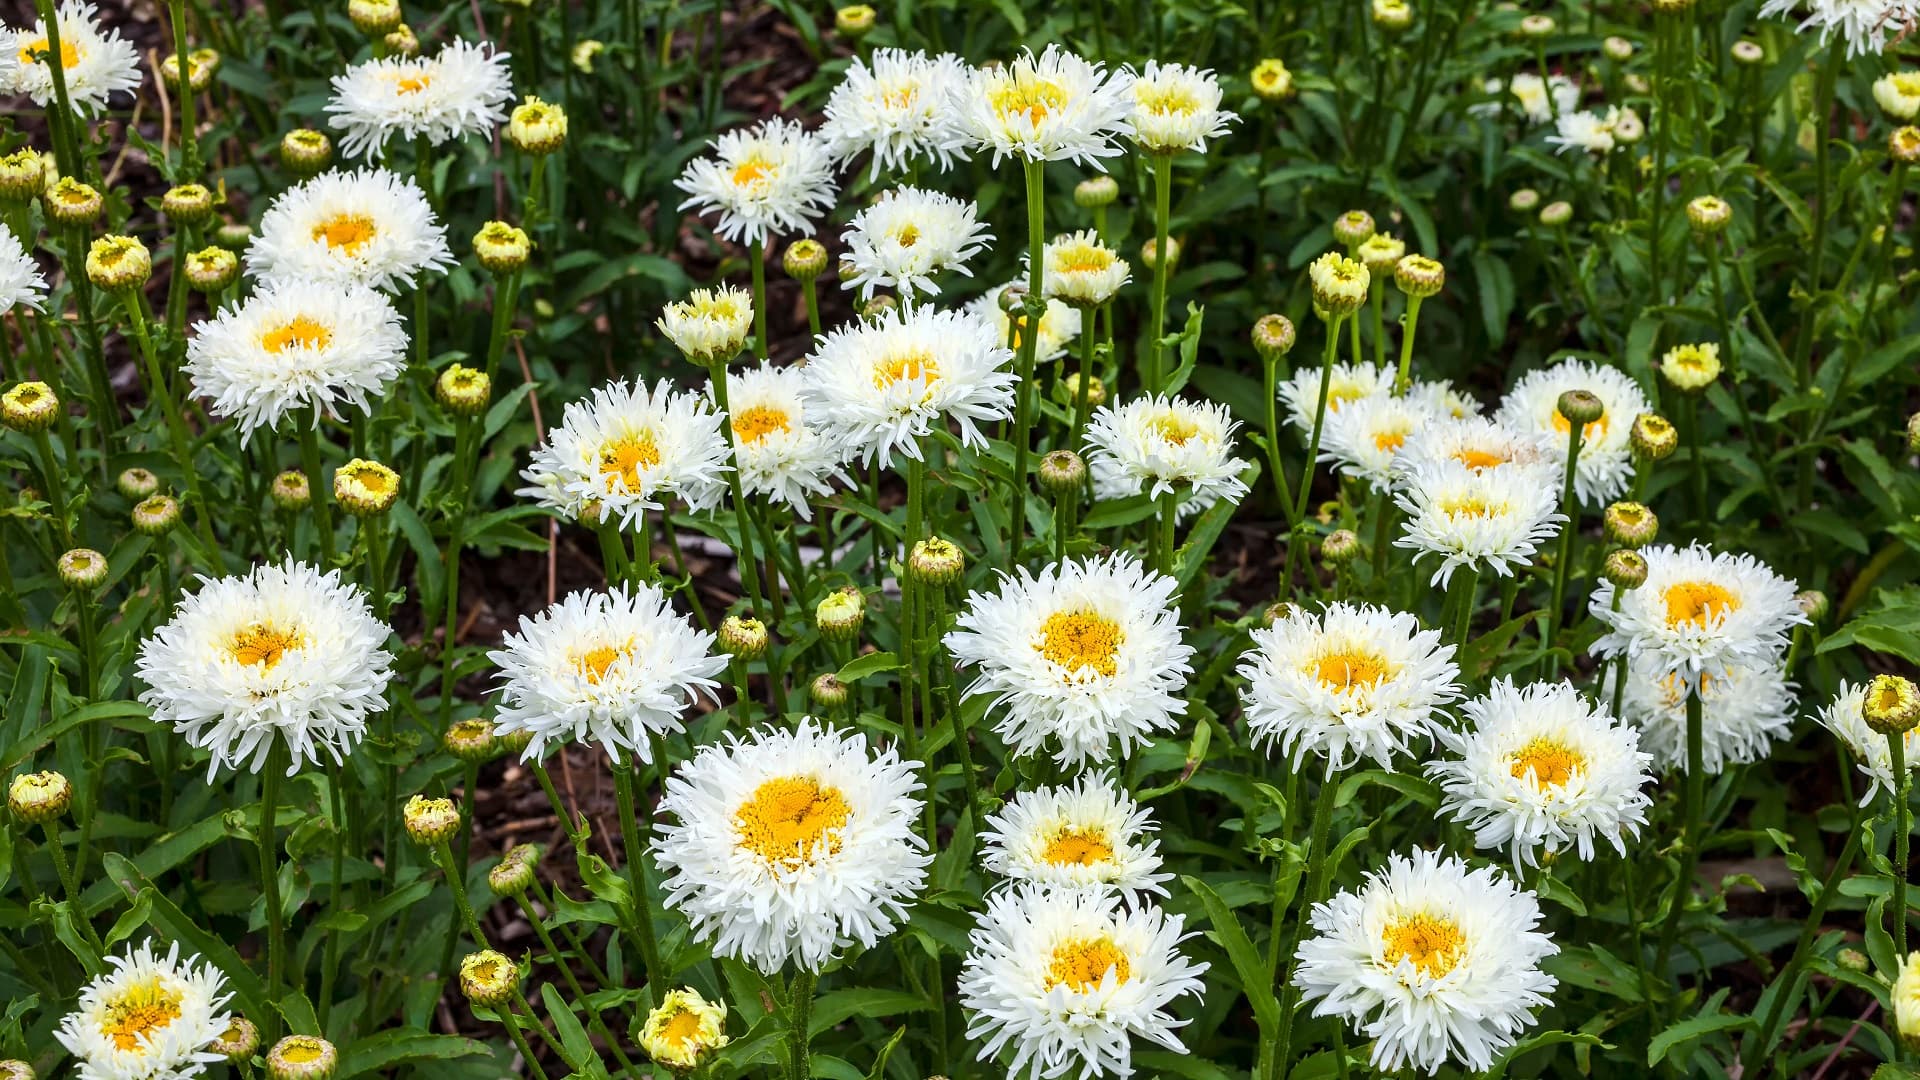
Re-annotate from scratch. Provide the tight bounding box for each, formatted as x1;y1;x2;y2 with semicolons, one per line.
1517;13;1555;37
1355;232;1405;275
1074;175;1119;208
1839;947;1871;972
1251;58;1295;102
334;458;400;516
1602;36;1634;61
1140;235;1180;272
1660;343;1721;393
184;246;240;292
58;549;108;590
1650;0;1694;10
209;1017;259;1062
507;97;569;155
488;843;540;895
1251;314;1296;360
1061;373;1106;410
119;467;160;499
442;718;496;763
860;294;897;321
1309;252;1369;318
403;794;460;845
87;235;152;291
496;724;532;757
1602;501;1657;548
44;178;102;225
1908;412;1920;454
1261;600;1295;627
1797;589;1830;623
161;183;213;226
908;537;966;586
8;770;71;824
0;1063;28;1080
810;672;849;709
383;22;418;57
1864;673;1920;735
719;615;769;660
436;364;491;417
1630;413;1679;462
271;470;312;511
1320;529;1360;565
1602;549;1647;590
158;48;219;93
1556;389;1604;429
1538;200;1573;228
133;494;182;535
782;238;827;281
1394;254;1445;299
1894;126;1920;166
266;1036;337;1080
216;222;254;250
2;381;59;433
1686;195;1731;236
459;950;519;1007
834;4;876;39
816;587;866;640
1038;449;1086;499
472;221;530;275
1372;0;1412;31
1508;188;1540;213
1730;39;1764;64
639;988;730;1072
280;129;334;177
0;149;46;202
572;40;604;74
347;0;401;35
1331;209;1375;248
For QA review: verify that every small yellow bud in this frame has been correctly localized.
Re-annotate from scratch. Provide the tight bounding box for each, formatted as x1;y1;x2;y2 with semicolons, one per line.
402;794;460;845
907;537;966;586
719;615;770;660
473;221;531;274
442;718;497;763
209;1017;259;1061
834;4;876;39
435;364;492;417
265;1036;337;1080
507;97;569;155
816;587;866;640
639;989;730;1072
57;549;108;590
162;183;214;226
271;470;312;511
280;129;334;177
132;494;182;535
1631;413;1678;461
184;246;240;292
1251;59;1295;102
782;238;828;282
333;458;401;516
43;177;102;225
2;381;60;433
1602;501;1658;548
1864;674;1920;735
118;467;160;499
87;235;152;291
8;770;72;824
458;949;519;1007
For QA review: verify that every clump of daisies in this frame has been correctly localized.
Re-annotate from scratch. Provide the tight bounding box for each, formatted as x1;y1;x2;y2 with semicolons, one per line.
1320;393;1434;493
675;116;838;247
1279;360;1394;433
184;279;408;441
820;48;971;179
958;884;1207;1080
840;186;992;301
980;772;1172;902
1546;105;1641;156
1758;0;1920;59
245;168;454;291
1589;542;1804;684
1619;654;1796;774
1239;601;1462;774
135;560;393;777
801;304;1015;466
518;378;731;528
716;362;849;518
1084;395;1251;519
1293;848;1558;1075
960;44;1134;167
1495;358;1650;506
652;720;931;973
4;1;140;114
487;584;726;764
56;940;232;1080
1428;678;1654;869
945;553;1194;768
972;282;1082;362
324;39;513;160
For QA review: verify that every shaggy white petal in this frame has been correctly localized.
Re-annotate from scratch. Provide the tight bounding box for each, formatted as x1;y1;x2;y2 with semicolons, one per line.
1084;395;1250;520
518;377;731;529
5;2;140;114
325;39;513;160
981;773;1171;902
841;186;992;301
1279;360;1395;434
1817;680;1920;807
1758;0;1920;58
0;228;47;313
1619;653;1796;774
56;941;231;1080
821;48;973;179
1390;414;1554;489
245;168;454;292
1128;61;1236;153
1320;392;1436;493
1392;459;1565;588
1041;230;1130;307
1471;73;1580;125
716;362;850;519
1589;542;1804;685
675;117;838;247
1494;358;1650;507
960;45;1134;168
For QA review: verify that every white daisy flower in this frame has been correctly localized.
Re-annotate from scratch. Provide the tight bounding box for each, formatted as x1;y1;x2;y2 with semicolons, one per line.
1896;952;1920;1046
717;362;850;519
1390;414;1554;488
1409;378;1482;422
1294;848;1558;1076
820;48;973;180
973;282;1082;362
945;553;1194;768
1041;230;1130;308
1084;395;1251;520
961;45;1134;168
840;186;993;301
1392;460;1565;588
1427;678;1654;870
1127;60;1236;154
183;279;407;442
657;284;753;364
958;884;1207;1080
980;772;1171;902
1816;680;1920;807
518;377;731;530
135;560;393;778
1472;73;1580;125
0;228;47;312
1279;360;1394;434
652;719;931;974
6;2;139;115
1545;106;1637;156
1758;0;1920;58
1320;392;1435;494
1238;601;1462;775
1875;71;1920;119
1589;542;1805;685
1619;654;1796;774
488;584;725;765
55;940;231;1080
245;168;454;292
1494;358;1651;506
800;304;1016;467
675;116;838;248
324;39;513;161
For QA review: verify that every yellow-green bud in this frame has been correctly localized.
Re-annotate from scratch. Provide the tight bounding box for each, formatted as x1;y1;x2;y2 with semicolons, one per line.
507;97;569;155
0;1062;29;1080
1538;201;1573;228
1320;529;1361;565
1394;254;1446;298
184;246;240;292
1650;0;1694;11
473;221;530;274
488;844;540;895
1074;175;1120;208
816;587;866;640
0;149;46;201
384;22;418;57
271;470;312;511
209;1018;259;1062
810;672;849;709
1660;343;1722;393
347;0;401;34
442;718;497;763
719;615;770;660
1839;947;1871;972
334;458;400;516
1630;413;1678;462
459;950;519;1007
1061;373;1106;410
1140;235;1181;272
1894;126;1920;166
280;129;334;177
1372;0;1412;31
1331;209;1375;248
1517;13;1555;37
1308;252;1369;318
118;467;160;499
158;48;220;93
87;235;152;291
44;177;102;225
908;537;966;586
783;238;828;281
1602;36;1634;61
58;548;108;590
1356;232;1405;275
216;222;254;250
1508;188;1541;213
834;4;876;39
1797;589;1830;623
1252;314;1296;361
1251;58;1294;102
8;771;71;824
572;40;604;74
1864;674;1920;735
133;494;182;535
1602;501;1658;548
1261;600;1295;627
1602;549;1647;589
1730;39;1764;64
162;183;214;226
861;294;898;321
1038;449;1086;499
265;1036;337;1080
1686;195;1732;236
403;794;460;845
436;364;492;417
2;381;59;433
1556;389;1604;429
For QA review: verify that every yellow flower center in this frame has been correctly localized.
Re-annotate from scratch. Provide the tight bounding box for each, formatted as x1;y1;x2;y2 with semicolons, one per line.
1549;410;1607;440
1327;382;1368;410
1381;913;1466;978
1059;246;1114;274
1896;73;1920;95
732;405;792;444
1037;610;1123;677
1313;649;1389;690
1148;412;1202;446
1045;937;1131;991
1372;429;1409;453
343;464;396;497
278;1041;326;1065
873;349;939;389
312;213;379;254
1662;580;1738;628
1438;495;1502;519
1508;737;1586;788
1041;826;1114;867
1135;83;1200;118
1453;447;1509;470
21;36;79;68
730;156;775;189
574;642;630;685
598;432;662;489
734;776;852;868
395;73;431;94
659;1008;705;1050
261;316;333;354
894;223;922;248
991;78;1068;127
229;622;304;669
100;979;185;1051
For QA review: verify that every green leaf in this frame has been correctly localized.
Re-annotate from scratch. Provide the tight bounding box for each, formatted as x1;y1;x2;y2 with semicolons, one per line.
541;983;607;1078
1180;876;1280;1029
102;853;271;1021
1485;1031;1608;1079
1647;1012;1749;1067
862;1027;907;1080
808;989;929;1035
836;651;901;684
336;1030;491;1080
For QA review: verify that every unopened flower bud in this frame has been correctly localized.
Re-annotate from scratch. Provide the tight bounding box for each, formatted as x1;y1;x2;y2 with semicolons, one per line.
639;989;730;1072
719;615;769;660
1140;235;1180;272
184;246;240;292
1320;529;1360;565
1538;200;1573;228
266;1036;337;1080
996;283;1028;315
280;129;334;177
1038;449;1086;498
436;364;491;417
0;150;45;202
1061;373;1106;410
442;718;496;763
1863;673;1920;735
119;467;160;499
1556;389;1604;428
783;238;827;281
87;235;151;291
473;221;530;274
216;222;254;250
1252;314;1296;360
834;4;876;39
1839;947;1871;972
2;381;59;433
1797;589;1830;623
44;178;102;225
1602;549;1647;590
860;295;897;321
1660;343;1721;392
572;39;604;74
384;22;418;57
1894;126;1920;166
403;794;460;845
1373;0;1412;31
1687;195;1732;236
334;458;400;516
1331;209;1375;248
271;470;312;511
1394;254;1446;299
133;494;182;535
458;950;519;1007
1261;600;1295;626
810;672;849;709
1603;36;1634;61
1309;252;1369;318
1731;39;1764;64
1356;232;1405;275
58;548;107;590
1074;175;1119;208
1517;13;1555;37
908;537;966;586
1603;501;1658;548
1630;413;1678;462
162;183;213;226
507;97;569;155
347;0;401;35
8;771;71;824
158;48;219;92
1508;188;1540;213
816;588;866;640
209;1017;259;1062
488;843;540;895
1251;58;1295;103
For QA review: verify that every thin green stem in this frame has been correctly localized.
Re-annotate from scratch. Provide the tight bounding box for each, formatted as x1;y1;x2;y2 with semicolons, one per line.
1007;159;1047;560
1547;418;1585;647
750;238;769;360
611;766;666;992
787;969;818;1080
709;359;765;616
1656;688;1706;979
259;741;288;1043
1893;732;1911;961
1147;152;1173;392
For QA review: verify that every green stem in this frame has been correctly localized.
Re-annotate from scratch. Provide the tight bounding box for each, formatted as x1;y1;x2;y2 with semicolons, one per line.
300;410;336;565
750;238;769;360
1261;350;1296;520
1547;418;1585;646
1893;731;1911;961
1740;826;1863;1076
1656;688;1706;979
709;360;765;616
787;969;818;1080
611;766;666;992
167;0;199;175
259;741;288;1043
1154;491;1179;578
1271;776;1340;1080
121;291;218;553
1147;152;1172;392
1006;159;1047;560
